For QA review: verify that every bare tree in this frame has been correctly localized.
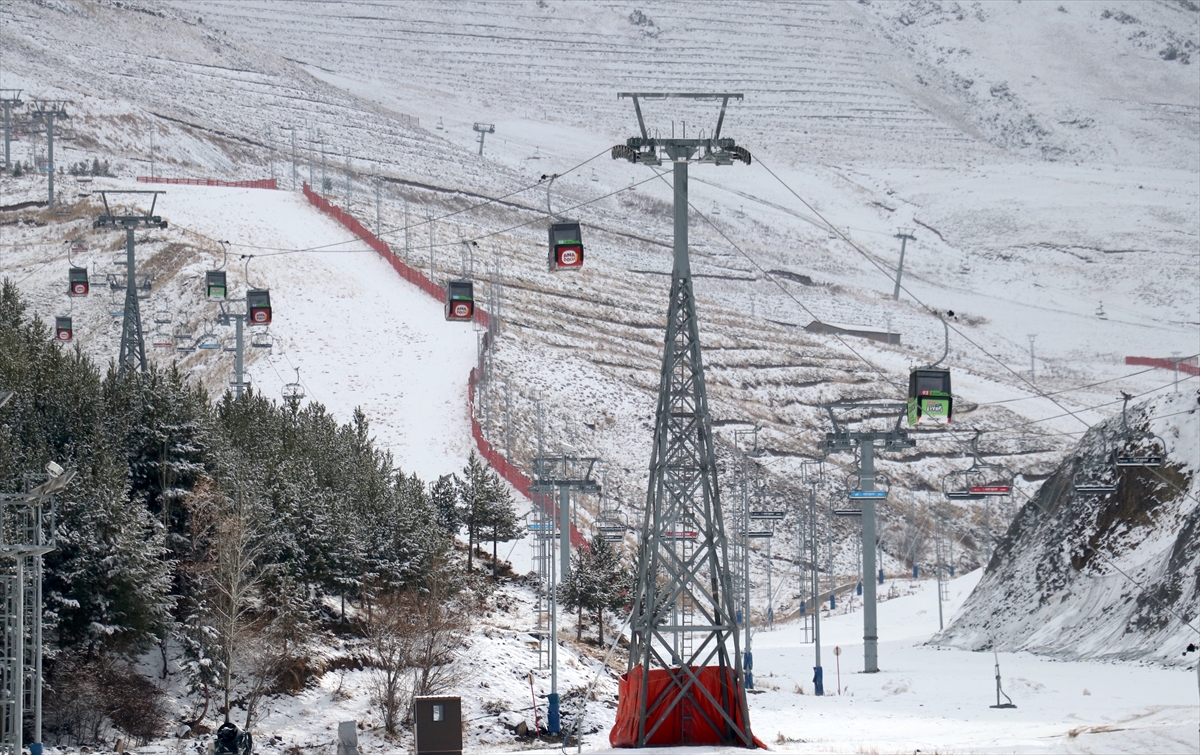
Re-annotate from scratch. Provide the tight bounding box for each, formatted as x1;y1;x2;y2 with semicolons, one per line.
363;568;468;735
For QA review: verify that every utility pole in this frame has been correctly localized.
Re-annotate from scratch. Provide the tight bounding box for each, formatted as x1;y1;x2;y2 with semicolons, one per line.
94;190;166;378
29;99;69;206
374;175;382;237
267;128;275;181
428;209;435;282
149;127;156;179
530;455;600;735
0;89;21;170
1028;334;1037;385
344;148;352;208
280;125;297;190
893;229;915;300
403;197;411;265
802;460;824;695
473;123;495;156
1171;351;1181;393
612;92;754;748
820;402;915;673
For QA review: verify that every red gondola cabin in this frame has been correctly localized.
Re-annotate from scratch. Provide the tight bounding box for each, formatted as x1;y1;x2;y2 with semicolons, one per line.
548;221;584;270
247;289;272;325
445;280;474;321
55;316;73;341
69;267;89;297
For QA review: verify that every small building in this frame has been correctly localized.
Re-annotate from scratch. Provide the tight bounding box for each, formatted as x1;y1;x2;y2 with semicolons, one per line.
804;320;900;345
414;696;462;755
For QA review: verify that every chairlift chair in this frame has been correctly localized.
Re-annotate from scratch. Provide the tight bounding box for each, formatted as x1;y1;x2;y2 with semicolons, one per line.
55;316;73;342
222;336;237;353
908;368;952;425
445;279;474;321
152;327;173;349
197;327;221;350
206;270;227;301
68;267;89;296
153;308;171;325
548;221;584;271
246;288;272;325
251;330;273;349
1072;449;1118;495
943;468;985;500
1112;392;1166;467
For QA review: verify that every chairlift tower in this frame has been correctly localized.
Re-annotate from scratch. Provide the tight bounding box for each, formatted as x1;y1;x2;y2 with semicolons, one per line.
611;92;754;748
819;402;915;674
93;191;167;378
472;123;495;156
529;454;600;736
1;459;73;755
28;100;69;206
892;229;915;300
0;90;22;171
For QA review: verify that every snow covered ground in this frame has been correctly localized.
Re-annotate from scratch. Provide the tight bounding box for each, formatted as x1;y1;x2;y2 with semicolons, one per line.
554;570;1200;755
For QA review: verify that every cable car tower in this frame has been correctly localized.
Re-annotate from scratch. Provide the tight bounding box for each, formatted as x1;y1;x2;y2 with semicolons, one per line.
610;93;754;748
93;190;167;378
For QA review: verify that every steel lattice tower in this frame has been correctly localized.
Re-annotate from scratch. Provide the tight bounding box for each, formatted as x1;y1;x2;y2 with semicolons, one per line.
611;93;754;748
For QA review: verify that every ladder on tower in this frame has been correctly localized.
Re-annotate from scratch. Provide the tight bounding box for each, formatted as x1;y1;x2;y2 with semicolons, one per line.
531;491;552;670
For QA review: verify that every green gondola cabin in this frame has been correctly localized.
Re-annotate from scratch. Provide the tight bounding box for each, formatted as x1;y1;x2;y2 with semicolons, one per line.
247;289;272;325
206;270;227;301
69;267;89;297
445;280;474;321
908;368;952;425
548;221;584;270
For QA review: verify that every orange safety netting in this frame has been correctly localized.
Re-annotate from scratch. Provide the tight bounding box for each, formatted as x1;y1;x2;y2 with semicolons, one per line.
610;665;765;749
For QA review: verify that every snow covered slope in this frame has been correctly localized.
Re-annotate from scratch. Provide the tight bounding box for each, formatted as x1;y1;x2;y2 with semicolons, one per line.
937;390;1200;664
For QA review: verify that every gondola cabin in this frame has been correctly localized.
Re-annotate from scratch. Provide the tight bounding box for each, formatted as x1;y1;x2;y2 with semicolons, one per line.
445;280;474;321
907;368;952;425
206;271;227;301
247;289;272;325
55;316;73;342
548;221;584;270
69;267;89;297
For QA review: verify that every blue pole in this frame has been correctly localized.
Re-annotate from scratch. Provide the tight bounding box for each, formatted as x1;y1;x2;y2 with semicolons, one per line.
913;564;919;579
878;567;884;585
813;666;824;696
547;693;560;734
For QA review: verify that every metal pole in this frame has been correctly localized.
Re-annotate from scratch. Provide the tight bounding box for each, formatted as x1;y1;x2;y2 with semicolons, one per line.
548;516;560;734
429;211;435;282
861;440;879;673
404;198;410;265
46;112;55;206
235;315;245;399
33;552;43;750
2;100;11;170
1029;335;1037;385
375;177;381;237
743;463;751;689
893;232;914;300
13;556;23;755
559;483;571;578
811;484;823;694
290;128;297;190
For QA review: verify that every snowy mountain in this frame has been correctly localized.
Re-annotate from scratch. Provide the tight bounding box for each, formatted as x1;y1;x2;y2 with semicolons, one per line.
936;390;1199;665
1;0;1199;751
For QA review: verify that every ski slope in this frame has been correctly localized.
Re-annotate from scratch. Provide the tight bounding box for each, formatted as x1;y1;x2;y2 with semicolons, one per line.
152;182;480;481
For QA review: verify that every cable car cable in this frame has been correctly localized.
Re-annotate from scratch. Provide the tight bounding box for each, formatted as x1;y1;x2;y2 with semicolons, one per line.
755;155;1107;433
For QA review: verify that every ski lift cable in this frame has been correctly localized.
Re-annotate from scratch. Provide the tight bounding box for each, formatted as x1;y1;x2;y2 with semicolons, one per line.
167;160;655;261
978;360;1198;406
755;156;1098;432
170;147;611;256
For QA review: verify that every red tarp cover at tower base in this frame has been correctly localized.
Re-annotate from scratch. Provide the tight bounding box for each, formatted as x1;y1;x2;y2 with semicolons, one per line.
610;666;766;749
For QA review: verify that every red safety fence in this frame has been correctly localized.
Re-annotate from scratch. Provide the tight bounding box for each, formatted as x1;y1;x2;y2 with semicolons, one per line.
301;183;583;550
1125;356;1200;376
136;177;278;189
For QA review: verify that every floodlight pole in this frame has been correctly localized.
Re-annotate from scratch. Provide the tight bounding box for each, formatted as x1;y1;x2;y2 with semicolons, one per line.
1;90;22;170
893;230;915;300
29;100;69;206
613;92;754;748
820;403;915;674
93;191;167;378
